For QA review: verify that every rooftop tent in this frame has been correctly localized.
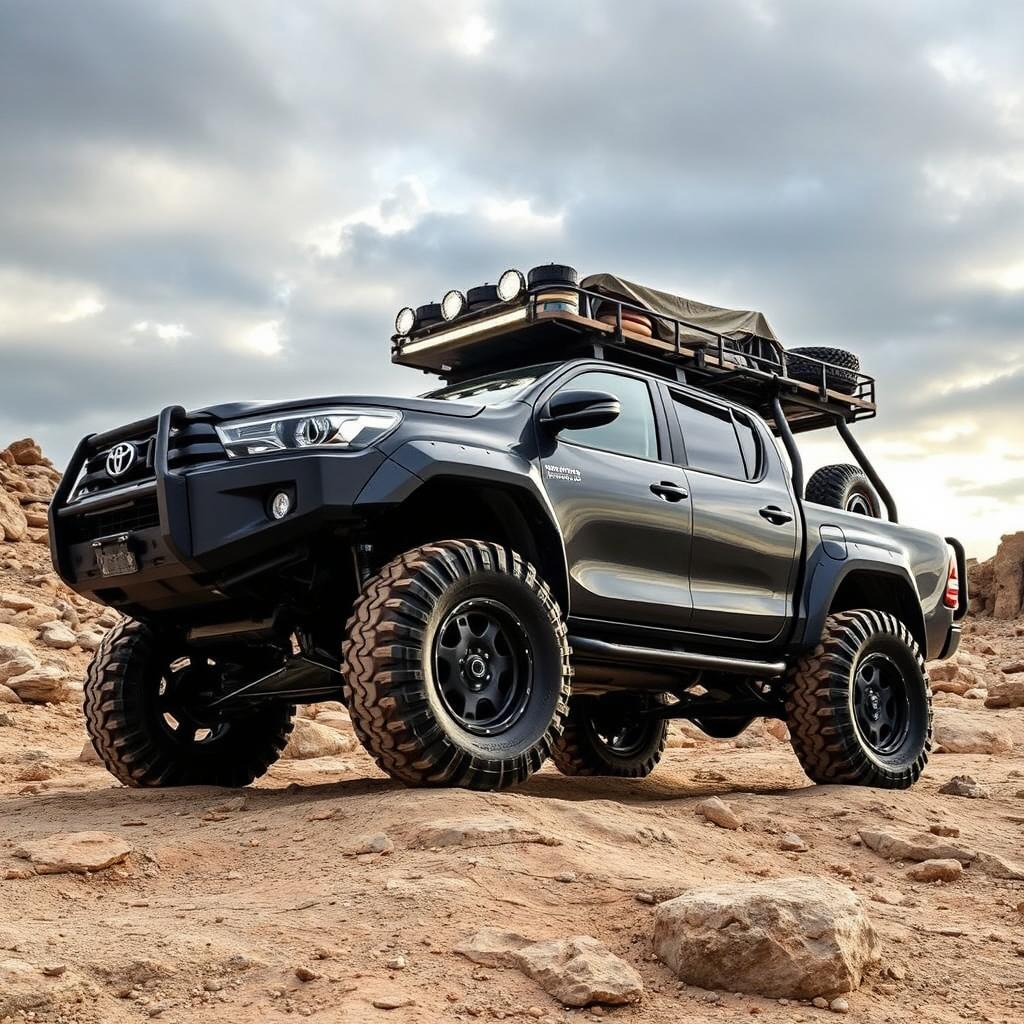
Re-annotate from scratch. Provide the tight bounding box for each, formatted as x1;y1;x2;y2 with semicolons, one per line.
580;273;780;347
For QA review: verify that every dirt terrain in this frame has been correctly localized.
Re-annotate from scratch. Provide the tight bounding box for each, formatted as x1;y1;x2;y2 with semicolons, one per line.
1;439;1023;1024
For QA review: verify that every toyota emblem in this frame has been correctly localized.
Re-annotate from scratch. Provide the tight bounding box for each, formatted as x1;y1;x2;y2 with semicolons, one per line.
105;442;137;478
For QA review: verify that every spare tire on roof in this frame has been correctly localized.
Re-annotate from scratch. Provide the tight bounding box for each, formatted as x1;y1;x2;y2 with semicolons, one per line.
415;302;443;328
528;263;579;287
786;346;861;395
466;284;499;312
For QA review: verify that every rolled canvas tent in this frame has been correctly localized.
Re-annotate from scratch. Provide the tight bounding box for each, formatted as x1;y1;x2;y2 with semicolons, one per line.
581;272;779;347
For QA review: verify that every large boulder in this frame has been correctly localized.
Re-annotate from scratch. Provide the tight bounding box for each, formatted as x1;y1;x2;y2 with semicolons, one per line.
652;877;879;999
455;927;643;1007
932;708;1014;754
992;532;1024;619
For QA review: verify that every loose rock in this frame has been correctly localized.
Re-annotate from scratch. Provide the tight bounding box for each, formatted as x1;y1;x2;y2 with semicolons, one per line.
281;717;355;759
932;709;1013;755
694;796;742;830
907;859;962;883
455;927;643;1007
14;831;133;874
859;829;976;865
938;775;990;799
652;877;879;999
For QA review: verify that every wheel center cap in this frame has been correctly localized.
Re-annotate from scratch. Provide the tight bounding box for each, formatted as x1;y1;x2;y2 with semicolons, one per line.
465;655;487;682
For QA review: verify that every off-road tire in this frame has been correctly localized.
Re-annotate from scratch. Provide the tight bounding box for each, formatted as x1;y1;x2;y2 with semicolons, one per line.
786;346;861;394
786;610;931;789
806;463;882;518
551;693;668;778
341;540;572;790
83;619;294;787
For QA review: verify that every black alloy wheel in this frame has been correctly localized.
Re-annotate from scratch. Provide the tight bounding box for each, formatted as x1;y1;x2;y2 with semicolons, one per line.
852;653;910;756
551;693;668;778
432;598;533;736
84;619;294;787
785;609;932;788
342;539;571;790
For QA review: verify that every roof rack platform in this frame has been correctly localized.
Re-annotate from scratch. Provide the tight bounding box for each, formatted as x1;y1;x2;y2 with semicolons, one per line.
392;284;876;435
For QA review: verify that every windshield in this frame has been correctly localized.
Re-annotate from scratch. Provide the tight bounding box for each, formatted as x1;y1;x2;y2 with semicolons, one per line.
423;365;556;406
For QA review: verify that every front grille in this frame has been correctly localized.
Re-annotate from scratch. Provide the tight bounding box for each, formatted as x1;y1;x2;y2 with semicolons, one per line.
74;421;224;501
66;495;161;544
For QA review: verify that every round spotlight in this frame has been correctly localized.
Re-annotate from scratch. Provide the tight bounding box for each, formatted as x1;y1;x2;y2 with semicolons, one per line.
270;490;292;520
394;306;416;336
496;268;526;302
441;289;467;322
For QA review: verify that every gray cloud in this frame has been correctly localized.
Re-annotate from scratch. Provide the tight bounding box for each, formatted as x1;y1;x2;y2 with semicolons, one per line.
1;0;1022;556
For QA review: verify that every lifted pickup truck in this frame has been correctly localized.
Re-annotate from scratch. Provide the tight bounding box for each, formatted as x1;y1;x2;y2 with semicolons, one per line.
50;266;967;791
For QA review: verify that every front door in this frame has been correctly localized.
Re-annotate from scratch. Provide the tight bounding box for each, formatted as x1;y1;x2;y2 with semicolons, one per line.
537;368;693;631
662;385;799;642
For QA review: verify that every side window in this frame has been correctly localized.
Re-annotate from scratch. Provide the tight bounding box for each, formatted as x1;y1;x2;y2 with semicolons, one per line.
556;371;658;460
734;413;761;479
670;393;751;480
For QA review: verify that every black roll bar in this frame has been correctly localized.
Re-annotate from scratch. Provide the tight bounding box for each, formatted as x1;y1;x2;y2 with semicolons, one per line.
771;395;804;499
835;418;898;523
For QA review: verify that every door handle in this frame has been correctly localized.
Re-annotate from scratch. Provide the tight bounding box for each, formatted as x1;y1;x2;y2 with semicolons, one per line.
759;505;793;525
651;481;688;502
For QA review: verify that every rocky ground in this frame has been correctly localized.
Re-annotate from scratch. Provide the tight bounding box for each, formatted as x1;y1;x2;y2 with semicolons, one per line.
1;439;1023;1024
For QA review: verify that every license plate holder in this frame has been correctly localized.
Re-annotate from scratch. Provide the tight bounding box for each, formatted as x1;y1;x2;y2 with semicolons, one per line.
93;536;138;578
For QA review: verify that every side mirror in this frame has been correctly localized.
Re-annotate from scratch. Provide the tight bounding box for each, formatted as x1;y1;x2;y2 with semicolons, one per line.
541;390;621;432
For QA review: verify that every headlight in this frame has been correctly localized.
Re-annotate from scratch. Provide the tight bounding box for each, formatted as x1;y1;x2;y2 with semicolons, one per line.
496;268;525;302
216;407;402;459
441;289;466;321
395;306;416;336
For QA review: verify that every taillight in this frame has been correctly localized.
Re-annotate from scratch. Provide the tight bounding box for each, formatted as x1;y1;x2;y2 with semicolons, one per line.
943;554;960;609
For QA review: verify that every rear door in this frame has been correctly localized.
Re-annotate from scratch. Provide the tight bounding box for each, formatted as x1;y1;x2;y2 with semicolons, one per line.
661;384;799;641
537;367;693;630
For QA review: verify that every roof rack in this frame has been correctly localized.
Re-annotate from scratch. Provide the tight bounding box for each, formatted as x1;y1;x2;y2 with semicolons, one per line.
392;282;876;435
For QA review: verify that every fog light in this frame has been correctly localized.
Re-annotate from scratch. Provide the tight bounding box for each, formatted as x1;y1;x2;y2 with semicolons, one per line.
270;491;292;520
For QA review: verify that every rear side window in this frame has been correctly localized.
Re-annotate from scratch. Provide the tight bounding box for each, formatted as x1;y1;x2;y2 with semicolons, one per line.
670;393;758;480
734;413;761;479
556;371;658;461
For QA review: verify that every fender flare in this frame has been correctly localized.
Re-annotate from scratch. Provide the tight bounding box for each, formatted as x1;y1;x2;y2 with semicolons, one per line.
355;439;570;612
797;554;926;652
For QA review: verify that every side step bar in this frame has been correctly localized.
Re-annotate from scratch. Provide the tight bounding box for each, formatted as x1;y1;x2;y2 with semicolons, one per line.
568;636;787;679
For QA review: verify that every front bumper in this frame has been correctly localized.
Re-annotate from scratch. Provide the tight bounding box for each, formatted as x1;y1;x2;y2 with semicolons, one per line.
49;405;389;615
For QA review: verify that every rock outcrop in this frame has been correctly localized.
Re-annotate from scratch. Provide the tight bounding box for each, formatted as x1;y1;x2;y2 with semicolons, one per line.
652;877;879;999
969;532;1024;618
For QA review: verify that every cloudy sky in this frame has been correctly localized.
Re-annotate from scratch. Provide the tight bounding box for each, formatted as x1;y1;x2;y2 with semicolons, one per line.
1;0;1022;557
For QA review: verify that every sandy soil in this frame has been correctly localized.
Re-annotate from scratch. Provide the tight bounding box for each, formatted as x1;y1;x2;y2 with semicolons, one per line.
1;623;1023;1024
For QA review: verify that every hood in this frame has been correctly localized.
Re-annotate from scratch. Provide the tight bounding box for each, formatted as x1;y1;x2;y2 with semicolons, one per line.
189;393;483;421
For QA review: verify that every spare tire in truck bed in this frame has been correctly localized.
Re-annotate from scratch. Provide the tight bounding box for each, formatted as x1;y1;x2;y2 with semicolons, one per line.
806;463;882;518
786;346;861;393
